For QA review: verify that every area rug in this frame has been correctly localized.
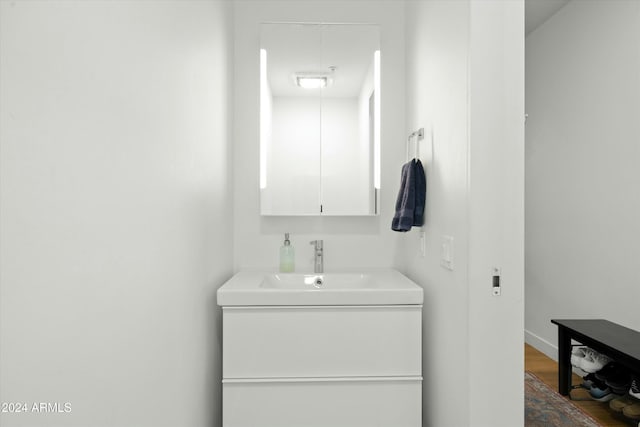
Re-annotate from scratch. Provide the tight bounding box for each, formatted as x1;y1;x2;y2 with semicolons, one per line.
525;371;602;427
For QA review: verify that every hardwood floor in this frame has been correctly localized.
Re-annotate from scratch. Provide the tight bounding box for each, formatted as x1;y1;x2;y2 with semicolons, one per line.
525;343;634;426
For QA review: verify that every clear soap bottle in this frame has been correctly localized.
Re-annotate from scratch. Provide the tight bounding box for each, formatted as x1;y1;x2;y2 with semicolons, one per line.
279;233;295;273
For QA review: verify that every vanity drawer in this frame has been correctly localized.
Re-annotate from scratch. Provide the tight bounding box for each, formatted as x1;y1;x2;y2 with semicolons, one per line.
223;378;422;427
222;305;421;378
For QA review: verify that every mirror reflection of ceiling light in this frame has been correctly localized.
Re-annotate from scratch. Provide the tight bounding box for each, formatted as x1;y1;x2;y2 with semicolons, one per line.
294;68;335;89
296;76;327;89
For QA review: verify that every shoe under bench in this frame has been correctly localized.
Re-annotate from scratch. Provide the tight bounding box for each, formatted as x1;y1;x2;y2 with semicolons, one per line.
551;319;640;396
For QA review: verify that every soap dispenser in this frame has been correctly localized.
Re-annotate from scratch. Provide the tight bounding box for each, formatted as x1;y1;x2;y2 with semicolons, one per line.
279;233;295;273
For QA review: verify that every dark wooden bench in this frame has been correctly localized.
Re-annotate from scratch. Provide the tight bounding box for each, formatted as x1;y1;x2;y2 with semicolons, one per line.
551;319;640;396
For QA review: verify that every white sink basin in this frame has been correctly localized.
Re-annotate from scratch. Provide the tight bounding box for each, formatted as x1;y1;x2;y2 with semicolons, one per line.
261;273;374;289
217;270;423;306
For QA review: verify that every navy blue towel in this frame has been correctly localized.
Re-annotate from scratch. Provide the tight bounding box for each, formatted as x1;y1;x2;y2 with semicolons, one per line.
392;159;426;232
413;159;426;226
391;161;415;231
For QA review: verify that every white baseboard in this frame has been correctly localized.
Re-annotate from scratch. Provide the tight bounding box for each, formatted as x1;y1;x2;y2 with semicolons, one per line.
525;329;558;361
525;329;593;379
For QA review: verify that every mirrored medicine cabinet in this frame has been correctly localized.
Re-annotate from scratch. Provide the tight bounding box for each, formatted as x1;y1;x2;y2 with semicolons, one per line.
259;23;380;216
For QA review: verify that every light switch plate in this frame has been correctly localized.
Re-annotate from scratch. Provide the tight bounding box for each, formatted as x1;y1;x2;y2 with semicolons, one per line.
440;235;454;270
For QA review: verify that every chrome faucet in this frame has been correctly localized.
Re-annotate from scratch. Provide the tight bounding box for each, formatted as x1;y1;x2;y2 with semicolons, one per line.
309;240;323;273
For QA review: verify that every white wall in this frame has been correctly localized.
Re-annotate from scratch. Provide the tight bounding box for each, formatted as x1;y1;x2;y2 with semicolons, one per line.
525;0;640;358
0;2;234;426
403;1;471;425
233;0;405;273
404;1;524;426
468;1;525;425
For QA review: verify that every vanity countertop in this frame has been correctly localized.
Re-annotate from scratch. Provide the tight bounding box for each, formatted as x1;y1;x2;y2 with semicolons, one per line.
217;269;423;306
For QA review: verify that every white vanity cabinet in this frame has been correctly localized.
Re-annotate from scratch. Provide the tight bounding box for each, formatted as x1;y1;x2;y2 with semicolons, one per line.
221;304;422;426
